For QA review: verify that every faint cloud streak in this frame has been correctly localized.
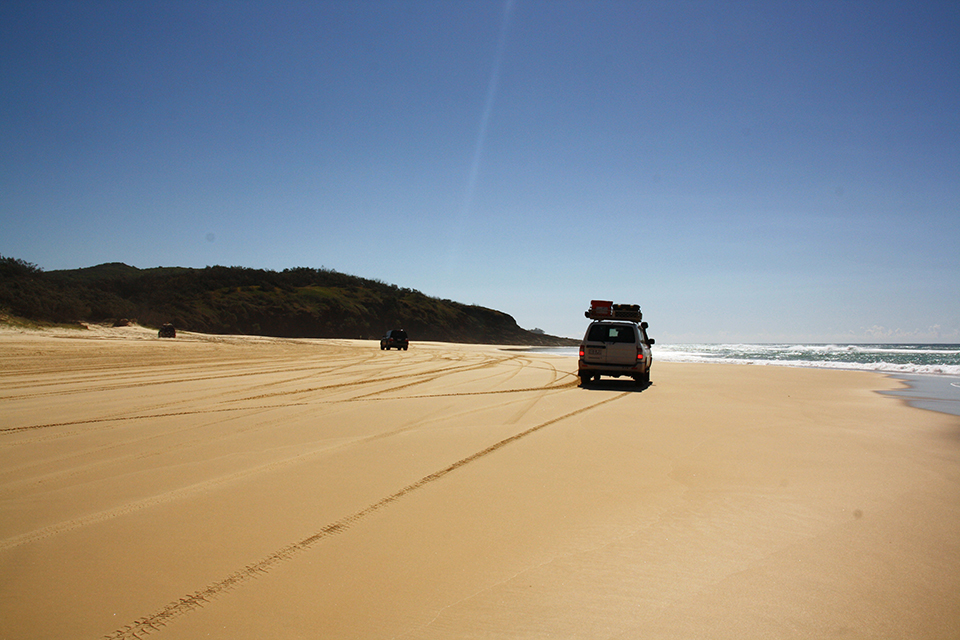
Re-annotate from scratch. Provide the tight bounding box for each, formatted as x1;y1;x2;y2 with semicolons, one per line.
446;0;515;270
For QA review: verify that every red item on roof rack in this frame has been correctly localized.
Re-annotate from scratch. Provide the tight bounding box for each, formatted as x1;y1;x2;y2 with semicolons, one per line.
589;300;613;317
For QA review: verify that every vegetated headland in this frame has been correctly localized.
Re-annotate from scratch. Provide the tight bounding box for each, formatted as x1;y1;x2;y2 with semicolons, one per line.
0;256;576;346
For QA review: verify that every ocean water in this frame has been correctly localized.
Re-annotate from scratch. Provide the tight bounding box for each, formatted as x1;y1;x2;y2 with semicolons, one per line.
535;343;960;416
540;343;960;377
653;343;960;377
652;344;960;417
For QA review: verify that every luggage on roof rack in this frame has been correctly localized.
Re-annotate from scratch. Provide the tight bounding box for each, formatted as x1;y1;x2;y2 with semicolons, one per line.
585;301;642;322
586;300;613;318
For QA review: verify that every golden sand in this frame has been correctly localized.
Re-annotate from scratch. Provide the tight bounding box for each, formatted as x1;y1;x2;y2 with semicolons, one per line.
1;326;958;639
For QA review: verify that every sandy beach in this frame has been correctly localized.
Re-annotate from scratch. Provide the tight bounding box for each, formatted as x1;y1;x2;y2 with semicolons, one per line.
1;326;958;639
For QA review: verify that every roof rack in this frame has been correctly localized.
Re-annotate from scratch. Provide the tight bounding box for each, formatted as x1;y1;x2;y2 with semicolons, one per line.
585;300;642;322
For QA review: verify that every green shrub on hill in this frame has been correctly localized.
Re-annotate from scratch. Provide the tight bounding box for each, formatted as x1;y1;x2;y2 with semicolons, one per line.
0;257;575;345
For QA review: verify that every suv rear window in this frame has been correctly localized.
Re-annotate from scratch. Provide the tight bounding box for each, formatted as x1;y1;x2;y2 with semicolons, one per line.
587;324;635;343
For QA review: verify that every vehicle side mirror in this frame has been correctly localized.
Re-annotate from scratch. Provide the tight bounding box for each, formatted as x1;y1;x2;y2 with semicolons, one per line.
648;338;655;345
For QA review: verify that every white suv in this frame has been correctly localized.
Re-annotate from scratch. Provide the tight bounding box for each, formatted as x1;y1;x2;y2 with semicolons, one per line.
578;320;654;386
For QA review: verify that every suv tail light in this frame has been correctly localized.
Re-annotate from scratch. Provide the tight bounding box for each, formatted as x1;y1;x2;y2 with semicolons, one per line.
579;344;585;358
637;347;644;361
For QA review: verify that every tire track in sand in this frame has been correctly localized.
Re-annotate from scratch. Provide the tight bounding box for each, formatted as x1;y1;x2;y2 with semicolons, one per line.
0;353;383;400
100;391;630;640
0;381;580;550
0;352;502;436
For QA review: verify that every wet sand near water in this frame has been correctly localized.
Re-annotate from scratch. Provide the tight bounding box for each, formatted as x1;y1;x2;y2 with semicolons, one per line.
1;326;958;639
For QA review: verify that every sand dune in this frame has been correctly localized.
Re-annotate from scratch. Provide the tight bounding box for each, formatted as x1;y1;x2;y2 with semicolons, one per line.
1;327;958;639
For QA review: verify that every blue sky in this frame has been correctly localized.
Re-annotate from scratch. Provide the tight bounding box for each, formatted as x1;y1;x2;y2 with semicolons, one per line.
2;1;958;342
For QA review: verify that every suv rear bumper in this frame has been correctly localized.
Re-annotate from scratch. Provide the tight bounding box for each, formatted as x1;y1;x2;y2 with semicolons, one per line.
578;362;650;377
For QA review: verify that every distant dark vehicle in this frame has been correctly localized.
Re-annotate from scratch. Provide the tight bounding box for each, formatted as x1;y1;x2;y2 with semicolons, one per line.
158;323;176;338
380;329;408;350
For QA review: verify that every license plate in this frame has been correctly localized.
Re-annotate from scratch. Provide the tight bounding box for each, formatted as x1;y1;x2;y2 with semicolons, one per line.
588;348;603;357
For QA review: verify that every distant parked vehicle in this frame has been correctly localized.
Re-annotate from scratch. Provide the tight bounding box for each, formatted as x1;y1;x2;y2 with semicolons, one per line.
158;323;176;338
380;329;409;350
